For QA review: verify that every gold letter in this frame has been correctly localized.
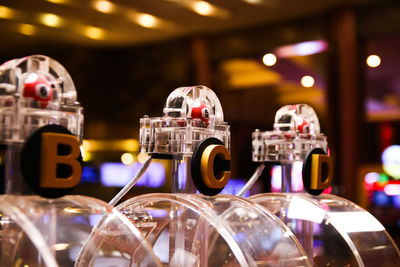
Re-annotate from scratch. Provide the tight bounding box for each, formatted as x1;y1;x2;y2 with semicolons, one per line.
40;133;82;188
310;154;333;190
200;144;231;189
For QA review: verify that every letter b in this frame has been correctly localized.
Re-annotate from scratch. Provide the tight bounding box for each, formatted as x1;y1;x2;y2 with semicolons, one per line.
40;132;82;188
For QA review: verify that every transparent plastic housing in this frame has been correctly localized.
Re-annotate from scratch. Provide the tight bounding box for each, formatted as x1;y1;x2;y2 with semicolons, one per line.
0;55;83;143
0;195;161;267
117;193;311;267
140;86;230;154
250;193;400;267
252;104;327;162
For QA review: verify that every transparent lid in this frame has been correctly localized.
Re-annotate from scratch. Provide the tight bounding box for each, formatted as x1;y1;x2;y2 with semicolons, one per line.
250;193;400;267
140;86;230;154
252;104;327;162
0;195;161;267
117;193;311;266
0;55;83;143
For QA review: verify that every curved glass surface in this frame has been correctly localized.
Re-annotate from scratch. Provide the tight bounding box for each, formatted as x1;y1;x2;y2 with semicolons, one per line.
0;55;83;143
117;193;311;267
0;195;161;267
139;85;230;155
252;104;327;163
250;193;400;267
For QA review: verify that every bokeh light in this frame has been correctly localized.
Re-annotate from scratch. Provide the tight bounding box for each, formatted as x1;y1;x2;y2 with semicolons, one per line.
366;55;381;68
382;145;400;179
121;152;135;165
301;75;315;87
262;53;277;66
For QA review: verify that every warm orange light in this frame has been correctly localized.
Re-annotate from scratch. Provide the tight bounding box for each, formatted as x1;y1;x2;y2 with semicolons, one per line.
193;1;213;16
137;13;157;28
81;139;90;151
301;75;315;88
18;24;36;36
244;0;262;4
39;13;63;27
262;53;277;66
0;6;15;19
367;55;381;68
121;152;135;165
92;0;115;13
46;0;69;4
83;26;104;40
137;152;149;164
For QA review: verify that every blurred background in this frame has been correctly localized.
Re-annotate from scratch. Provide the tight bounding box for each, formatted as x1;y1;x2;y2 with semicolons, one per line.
0;0;399;244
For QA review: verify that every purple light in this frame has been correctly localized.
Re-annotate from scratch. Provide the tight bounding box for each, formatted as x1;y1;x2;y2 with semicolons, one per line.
384;184;400;196
100;163;131;187
146;209;168;218
100;162;165;188
275;40;328;58
271;163;304;192
177;163;187;189
365;172;380;184
393;195;400;209
136;162;165;187
271;165;281;192
221;179;249;197
291;161;304;191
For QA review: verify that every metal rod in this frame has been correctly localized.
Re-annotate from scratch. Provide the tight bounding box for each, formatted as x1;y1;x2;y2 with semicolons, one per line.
236;163;265;197
108;155;152;206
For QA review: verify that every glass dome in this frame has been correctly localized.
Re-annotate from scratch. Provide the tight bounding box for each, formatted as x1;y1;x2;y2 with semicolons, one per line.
140;85;230;155
0;55;83;143
0;195;161;267
250;193;400;267
0;55;84;195
252;104;327;162
117;193;311;267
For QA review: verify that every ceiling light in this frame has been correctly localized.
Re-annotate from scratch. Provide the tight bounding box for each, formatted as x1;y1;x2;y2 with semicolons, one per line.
301;75;315;88
262;53;277;66
137;13;158;28
92;0;115;14
193;1;213;16
244;0;262;4
46;0;69;4
174;0;229;18
83;26;104;40
39;13;63;27
18;23;36;36
0;5;15;19
366;55;381;68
